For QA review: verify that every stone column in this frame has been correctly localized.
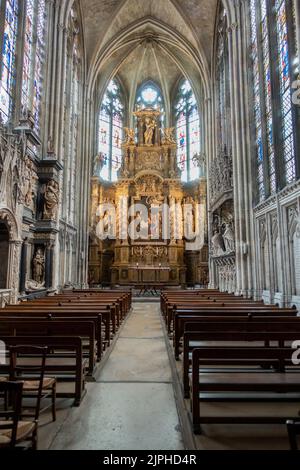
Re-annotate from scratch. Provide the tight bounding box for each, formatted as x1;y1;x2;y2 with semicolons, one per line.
19;239;29;294
45;242;54;289
8;241;22;303
226;2;256;298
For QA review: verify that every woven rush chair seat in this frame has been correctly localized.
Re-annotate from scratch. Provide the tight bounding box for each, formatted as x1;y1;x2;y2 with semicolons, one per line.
23;377;56;390
0;420;36;443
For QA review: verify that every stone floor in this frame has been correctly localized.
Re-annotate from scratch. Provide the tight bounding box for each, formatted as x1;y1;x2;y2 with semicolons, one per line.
37;301;298;451
40;302;184;450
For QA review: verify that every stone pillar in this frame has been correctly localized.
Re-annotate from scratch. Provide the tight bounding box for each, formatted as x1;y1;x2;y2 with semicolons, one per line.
45;243;54;289
226;2;256;298
19;239;29;294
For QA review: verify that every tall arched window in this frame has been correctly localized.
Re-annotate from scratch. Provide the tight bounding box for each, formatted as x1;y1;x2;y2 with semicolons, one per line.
98;79;124;182
21;0;47;131
62;5;82;224
216;6;231;155
175;79;201;182
0;0;19;123
250;0;299;202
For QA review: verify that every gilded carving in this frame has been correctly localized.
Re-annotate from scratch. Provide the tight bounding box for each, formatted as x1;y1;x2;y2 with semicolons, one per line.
144;118;156;146
161;127;176;145
123;128;135;145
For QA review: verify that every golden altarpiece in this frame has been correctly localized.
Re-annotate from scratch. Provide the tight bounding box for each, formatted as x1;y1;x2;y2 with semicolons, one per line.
89;108;208;287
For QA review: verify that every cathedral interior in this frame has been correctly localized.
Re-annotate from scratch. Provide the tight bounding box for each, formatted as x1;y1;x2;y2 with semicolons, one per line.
0;0;300;454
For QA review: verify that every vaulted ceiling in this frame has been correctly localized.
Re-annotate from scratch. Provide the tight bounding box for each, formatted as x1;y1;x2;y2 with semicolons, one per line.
80;0;219;106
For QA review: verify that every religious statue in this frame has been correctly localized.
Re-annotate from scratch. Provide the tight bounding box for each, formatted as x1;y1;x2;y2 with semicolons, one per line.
124;128;135;145
93;152;106;176
161;127;176;145
33;248;45;285
192;153;207;177
47;135;54;154
223;223;235;253
144;118;156;146
22;157;37;208
43;180;59;220
211;229;225;256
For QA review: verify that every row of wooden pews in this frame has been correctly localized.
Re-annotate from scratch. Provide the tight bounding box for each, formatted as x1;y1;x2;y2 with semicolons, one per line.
161;289;300;438
0;289;132;406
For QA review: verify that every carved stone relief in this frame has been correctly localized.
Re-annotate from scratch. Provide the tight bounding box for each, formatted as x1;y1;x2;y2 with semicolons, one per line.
209;150;233;205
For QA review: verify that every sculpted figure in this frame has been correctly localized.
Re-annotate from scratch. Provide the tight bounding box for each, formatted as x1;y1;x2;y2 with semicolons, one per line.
93;152;106;176
47;135;54;154
223;223;235;253
211;230;225;256
124;128;135;145
161;127;176;145
33;248;45;285
44;180;59;219
144;118;156;145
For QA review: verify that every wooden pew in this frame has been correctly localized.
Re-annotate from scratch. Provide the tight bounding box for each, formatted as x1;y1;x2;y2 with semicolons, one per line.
173;308;297;359
166;301;269;332
191;346;300;434
2;307;112;345
0;314;103;362
183;323;300;397
0;319;97;374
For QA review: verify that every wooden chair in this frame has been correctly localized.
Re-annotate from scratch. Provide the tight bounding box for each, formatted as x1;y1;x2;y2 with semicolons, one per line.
287;420;300;451
9;345;57;423
0;381;38;449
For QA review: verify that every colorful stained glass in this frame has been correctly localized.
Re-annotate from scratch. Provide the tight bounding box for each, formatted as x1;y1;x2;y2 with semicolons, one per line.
275;0;296;183
189;108;201;180
250;0;297;200
176;112;187;182
135;81;164;121
33;0;46;129
0;0;19;122
112;113;123;181
98;79;124;182
22;0;34;110
21;0;46;130
175;79;201;182
261;0;276;193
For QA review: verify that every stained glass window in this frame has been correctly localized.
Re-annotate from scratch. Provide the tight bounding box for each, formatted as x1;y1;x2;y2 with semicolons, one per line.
21;0;47;130
136;81;163;110
261;0;276;193
175;79;201;182
250;0;265;200
0;0;19;122
216;6;231;156
98;79;124;182
62;4;82;225
136;81;164;126
249;0;298;201
275;0;296;183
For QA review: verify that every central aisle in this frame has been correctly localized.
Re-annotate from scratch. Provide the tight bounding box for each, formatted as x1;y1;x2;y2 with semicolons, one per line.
50;301;184;450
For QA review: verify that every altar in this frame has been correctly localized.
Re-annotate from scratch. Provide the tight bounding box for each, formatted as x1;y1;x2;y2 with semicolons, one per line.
133;266;170;283
89;106;208;288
